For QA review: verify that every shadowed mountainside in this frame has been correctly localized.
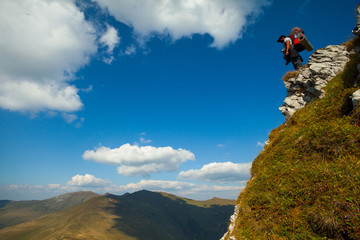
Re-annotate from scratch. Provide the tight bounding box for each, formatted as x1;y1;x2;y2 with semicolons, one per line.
105;190;235;240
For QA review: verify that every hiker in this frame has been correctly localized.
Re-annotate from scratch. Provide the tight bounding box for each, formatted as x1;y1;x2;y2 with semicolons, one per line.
353;4;360;36
277;35;303;70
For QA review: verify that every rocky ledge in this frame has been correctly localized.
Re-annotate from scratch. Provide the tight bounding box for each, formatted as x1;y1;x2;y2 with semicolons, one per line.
279;45;355;119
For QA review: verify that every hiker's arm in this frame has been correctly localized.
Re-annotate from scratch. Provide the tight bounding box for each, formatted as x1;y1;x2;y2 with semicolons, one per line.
285;41;290;55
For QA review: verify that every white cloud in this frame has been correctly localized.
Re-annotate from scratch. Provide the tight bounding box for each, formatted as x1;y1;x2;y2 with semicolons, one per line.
178;162;251;183
140;137;152;144
100;25;120;53
123;45;137;56
80;85;93;93
62;113;78;124
82;144;195;177
99;24;120;64
0;80;83;112
92;0;271;49
0;0;97;113
118;179;195;192
67;174;112;187
217;144;226;148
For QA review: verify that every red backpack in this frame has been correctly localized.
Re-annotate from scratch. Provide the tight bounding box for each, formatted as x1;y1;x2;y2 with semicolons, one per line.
289;27;304;46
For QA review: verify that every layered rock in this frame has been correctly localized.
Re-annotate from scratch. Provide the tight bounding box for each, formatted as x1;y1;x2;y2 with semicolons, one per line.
279;45;354;119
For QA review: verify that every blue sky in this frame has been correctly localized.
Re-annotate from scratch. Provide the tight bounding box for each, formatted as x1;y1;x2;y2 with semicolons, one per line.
0;0;357;200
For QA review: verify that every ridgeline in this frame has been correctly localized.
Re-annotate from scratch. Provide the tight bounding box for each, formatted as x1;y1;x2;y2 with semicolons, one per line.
222;38;360;239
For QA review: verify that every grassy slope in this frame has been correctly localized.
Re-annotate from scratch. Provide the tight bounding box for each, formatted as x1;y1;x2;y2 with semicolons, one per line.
0;190;235;240
0;191;99;229
0;196;132;240
232;39;360;240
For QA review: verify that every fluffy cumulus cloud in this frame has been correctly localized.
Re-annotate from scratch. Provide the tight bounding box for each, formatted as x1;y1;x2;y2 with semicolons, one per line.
0;0;270;114
178;162;252;183
67;174;112;187
92;0;271;48
99;25;120;64
118;180;195;192
99;25;120;53
0;0;98;113
82;144;195;177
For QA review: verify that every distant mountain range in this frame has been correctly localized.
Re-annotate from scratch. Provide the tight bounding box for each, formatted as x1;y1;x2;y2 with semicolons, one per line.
0;190;235;240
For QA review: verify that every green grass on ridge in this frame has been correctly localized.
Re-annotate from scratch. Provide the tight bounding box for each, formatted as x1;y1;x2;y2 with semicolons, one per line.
231;39;360;240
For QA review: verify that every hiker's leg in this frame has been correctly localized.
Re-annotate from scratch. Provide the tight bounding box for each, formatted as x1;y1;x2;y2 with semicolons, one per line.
292;58;303;70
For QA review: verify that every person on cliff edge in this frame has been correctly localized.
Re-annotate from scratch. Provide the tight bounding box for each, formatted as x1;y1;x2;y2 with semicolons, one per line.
277;35;303;70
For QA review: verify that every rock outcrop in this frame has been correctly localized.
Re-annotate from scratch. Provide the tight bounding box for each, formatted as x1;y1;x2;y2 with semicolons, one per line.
279;45;354;119
352;89;360;108
220;205;239;240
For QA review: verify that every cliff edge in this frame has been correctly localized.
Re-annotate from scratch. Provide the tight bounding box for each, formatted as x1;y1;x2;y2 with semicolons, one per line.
280;45;356;119
221;38;360;240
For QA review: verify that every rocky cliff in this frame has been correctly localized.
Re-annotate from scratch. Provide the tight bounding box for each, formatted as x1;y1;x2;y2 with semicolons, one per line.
221;38;360;240
280;45;357;119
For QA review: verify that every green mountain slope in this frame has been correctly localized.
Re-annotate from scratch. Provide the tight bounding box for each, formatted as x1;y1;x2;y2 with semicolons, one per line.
0;191;99;229
224;39;360;239
0;190;235;240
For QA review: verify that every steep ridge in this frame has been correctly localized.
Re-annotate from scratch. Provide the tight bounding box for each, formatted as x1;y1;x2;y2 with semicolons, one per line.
0;190;235;240
222;38;360;240
0;191;99;229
